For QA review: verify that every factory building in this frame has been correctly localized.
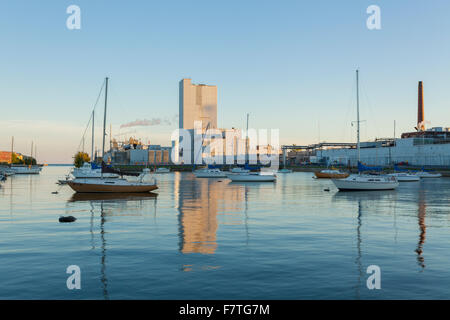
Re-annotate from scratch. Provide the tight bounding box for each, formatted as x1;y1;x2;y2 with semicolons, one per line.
179;78;217;130
317;81;450;167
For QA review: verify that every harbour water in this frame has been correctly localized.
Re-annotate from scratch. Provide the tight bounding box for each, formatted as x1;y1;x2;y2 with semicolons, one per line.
1;166;450;299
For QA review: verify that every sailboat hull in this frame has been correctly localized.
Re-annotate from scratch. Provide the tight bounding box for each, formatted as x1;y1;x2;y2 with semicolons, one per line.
67;181;158;193
332;178;399;191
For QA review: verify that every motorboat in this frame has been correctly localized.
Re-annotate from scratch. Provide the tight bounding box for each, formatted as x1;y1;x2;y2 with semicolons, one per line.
414;171;442;178
155;167;170;173
194;168;227;178
388;172;420;182
333;174;399;191
314;169;349;179
71;162;119;179
227;171;277;182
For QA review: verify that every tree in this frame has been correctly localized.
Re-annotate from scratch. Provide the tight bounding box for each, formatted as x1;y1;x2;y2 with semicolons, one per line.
74;152;90;168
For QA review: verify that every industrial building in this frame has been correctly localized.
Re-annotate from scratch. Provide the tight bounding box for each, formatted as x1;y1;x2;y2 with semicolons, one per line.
292;81;450;167
179;78;217;130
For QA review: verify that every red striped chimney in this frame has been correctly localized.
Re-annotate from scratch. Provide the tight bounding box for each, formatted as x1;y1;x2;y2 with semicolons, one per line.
417;81;425;131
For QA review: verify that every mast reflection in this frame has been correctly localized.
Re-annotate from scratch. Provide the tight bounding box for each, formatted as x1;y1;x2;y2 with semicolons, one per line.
68;192;157;299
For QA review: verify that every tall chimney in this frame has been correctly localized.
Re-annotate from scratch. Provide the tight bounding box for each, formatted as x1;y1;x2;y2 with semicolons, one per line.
417;81;425;131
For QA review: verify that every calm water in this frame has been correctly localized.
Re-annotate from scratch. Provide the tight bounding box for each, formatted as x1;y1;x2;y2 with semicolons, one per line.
1;166;450;299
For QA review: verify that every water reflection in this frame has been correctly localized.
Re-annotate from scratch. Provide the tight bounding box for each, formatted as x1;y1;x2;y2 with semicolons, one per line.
416;189;427;270
174;174;251;255
67;192;158;299
333;190;397;299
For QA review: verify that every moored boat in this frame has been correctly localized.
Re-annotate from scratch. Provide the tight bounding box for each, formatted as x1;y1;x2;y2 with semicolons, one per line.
67;176;158;193
314;169;349;179
155;167;170;173
227;171;277;182
9;165;41;174
414;171;442;178
194;168;227;178
388;172;420;182
333;174;399;191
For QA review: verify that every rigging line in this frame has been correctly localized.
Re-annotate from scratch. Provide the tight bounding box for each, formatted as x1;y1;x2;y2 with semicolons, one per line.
341;75;356;143
359;77;381;141
76;80;106;152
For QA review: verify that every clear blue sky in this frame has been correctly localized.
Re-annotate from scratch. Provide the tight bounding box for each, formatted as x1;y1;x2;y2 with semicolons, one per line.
1;0;450;163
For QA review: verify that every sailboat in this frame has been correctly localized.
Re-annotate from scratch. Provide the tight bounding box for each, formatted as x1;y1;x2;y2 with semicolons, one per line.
332;70;399;191
193;122;228;178
226;114;277;182
67;77;158;193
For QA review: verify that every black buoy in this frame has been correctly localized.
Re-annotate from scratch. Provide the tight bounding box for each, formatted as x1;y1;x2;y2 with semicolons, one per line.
59;216;76;223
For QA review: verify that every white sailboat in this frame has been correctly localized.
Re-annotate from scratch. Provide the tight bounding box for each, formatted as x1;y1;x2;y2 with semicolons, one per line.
413;171;442;178
67;77;158;194
192;121;228;178
332;70;399;191
388;172;420;182
155;167;170;173
194;168;227;178
226;114;277;182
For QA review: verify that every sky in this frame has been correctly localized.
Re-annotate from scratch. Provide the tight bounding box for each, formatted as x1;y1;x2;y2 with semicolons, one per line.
1;0;450;163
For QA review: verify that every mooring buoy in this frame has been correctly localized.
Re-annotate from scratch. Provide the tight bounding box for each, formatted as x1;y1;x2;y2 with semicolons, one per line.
59;216;76;223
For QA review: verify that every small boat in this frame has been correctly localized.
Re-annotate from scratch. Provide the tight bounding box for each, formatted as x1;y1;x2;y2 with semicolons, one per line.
194;168;227;178
314;169;349;179
71;162;119;179
9;165;41;174
230;167;250;174
155;167;170;173
332;70;399;191
333;174;399;191
414;171;442;178
67;78;158;194
388;172;420;182
0;174;6;182
0;167;15;176
68;169;158;193
278;168;293;173
227;171;277;182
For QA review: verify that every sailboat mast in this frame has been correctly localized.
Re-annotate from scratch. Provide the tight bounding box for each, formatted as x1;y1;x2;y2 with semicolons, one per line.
91;110;95;162
102;77;109;161
356;70;360;163
246;113;249;163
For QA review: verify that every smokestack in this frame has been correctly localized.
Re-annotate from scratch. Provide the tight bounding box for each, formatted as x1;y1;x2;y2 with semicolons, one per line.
417;81;425;131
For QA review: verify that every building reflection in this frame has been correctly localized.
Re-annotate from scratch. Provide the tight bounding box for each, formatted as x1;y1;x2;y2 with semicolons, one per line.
174;174;246;255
